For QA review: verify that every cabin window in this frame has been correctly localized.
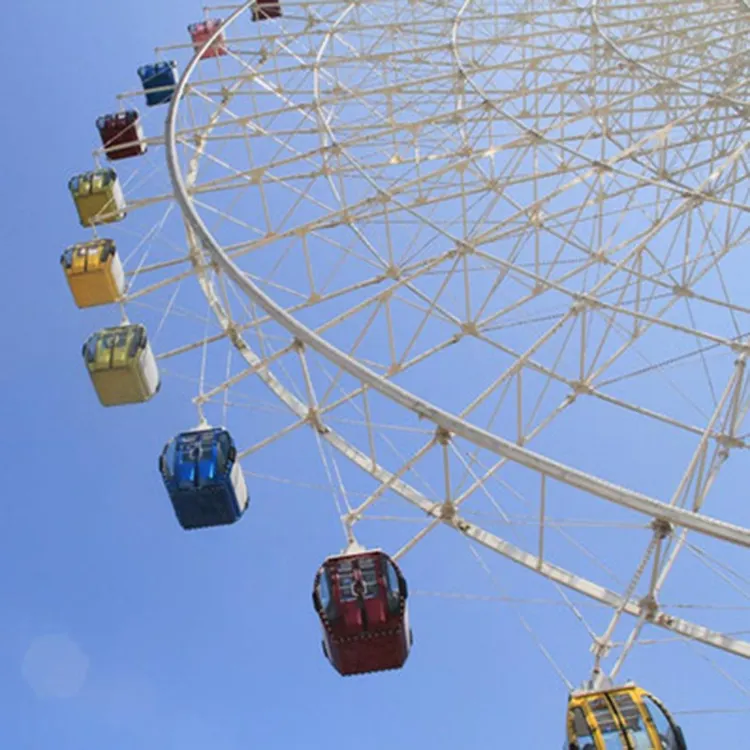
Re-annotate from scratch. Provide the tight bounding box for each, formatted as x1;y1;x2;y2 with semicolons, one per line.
384;558;402;613
318;571;330;608
127;329;145;357
570;707;596;749
642;696;679;749
179;440;197;462
359;557;379;600
338;574;356;601
588;698;625;750
200;431;214;457
318;571;333;612
100;331;126;351
384;559;400;595
198;433;217;484
215;432;231;474
336;560;356;602
176;439;204;491
99;242;115;262
83;338;97;363
95;171;113;189
612;694;652;749
161;441;176;478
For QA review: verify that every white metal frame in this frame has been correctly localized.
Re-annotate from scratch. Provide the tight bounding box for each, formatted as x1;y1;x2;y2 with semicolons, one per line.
145;0;750;678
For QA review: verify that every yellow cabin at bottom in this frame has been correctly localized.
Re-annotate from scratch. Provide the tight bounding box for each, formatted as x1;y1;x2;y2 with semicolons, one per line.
82;324;160;407
61;239;125;308
566;682;686;750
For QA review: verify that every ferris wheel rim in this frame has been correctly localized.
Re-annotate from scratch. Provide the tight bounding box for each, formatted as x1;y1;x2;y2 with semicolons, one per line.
136;146;750;661
163;1;750;552
100;0;750;677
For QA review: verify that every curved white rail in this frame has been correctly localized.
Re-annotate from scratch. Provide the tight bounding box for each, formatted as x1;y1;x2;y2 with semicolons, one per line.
164;1;750;551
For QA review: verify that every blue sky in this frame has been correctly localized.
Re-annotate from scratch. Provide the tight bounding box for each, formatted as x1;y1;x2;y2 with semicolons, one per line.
1;1;749;748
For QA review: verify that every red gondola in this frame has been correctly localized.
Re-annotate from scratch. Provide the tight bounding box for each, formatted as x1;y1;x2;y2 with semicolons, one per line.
96;111;146;161
312;550;412;676
252;0;282;22
188;19;228;59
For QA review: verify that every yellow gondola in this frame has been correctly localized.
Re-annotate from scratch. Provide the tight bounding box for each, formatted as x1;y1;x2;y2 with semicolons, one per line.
68;169;126;227
82;324;160;406
566;681;686;750
61;239;125;308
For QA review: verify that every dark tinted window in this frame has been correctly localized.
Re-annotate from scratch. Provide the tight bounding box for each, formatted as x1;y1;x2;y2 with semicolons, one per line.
336;560;356;602
643;695;680;750
571;706;596;749
359;557;378;599
385;559;400;595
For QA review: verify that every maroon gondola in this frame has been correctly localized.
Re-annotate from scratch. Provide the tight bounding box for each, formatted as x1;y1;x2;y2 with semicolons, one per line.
252;0;282;22
312;550;412;676
188;19;228;59
96;111;146;161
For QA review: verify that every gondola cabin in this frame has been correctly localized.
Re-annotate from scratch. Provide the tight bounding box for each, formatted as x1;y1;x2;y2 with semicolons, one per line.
252;0;282;22
188;19;227;59
96;110;147;160
61;239;125;308
159;427;248;530
312;550;412;676
68;169;126;227
82;324;160;406
566;682;687;750
137;61;178;107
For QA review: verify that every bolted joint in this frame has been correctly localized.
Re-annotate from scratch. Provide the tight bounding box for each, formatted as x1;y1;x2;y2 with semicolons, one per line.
385;264;402;280
650;517;672;540
226;324;247;350
439;501;456;521
716;432;743;451
306;407;329;435
591;159;612;173
639;593;659;621
654;611;675;627
571;380;593;395
436;426;452;445
671;284;694;298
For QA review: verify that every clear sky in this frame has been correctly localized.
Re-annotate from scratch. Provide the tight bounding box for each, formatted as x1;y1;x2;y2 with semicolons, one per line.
1;1;748;748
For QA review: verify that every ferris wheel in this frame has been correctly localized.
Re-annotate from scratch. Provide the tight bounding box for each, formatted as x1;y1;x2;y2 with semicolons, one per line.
62;0;749;745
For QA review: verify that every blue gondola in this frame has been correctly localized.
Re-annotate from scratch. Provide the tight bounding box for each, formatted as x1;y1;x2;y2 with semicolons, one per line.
137;61;178;107
159;427;249;530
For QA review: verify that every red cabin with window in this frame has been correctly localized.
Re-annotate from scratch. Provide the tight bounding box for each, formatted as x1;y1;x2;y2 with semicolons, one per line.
312;550;412;676
188;19;228;59
96;111;146;161
252;0;282;22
